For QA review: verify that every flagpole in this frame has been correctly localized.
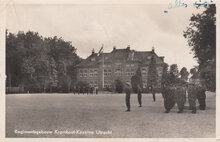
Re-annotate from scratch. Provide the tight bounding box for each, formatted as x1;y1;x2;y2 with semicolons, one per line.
102;45;104;89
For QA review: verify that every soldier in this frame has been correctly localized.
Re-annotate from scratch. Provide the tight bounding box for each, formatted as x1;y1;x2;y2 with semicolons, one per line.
175;85;186;113
137;84;142;107
73;86;76;94
86;86;89;95
125;82;131;112
83;86;85;95
95;86;99;94
149;85;156;102
76;86;79;95
187;83;197;113
90;87;94;95
162;85;175;113
197;83;206;110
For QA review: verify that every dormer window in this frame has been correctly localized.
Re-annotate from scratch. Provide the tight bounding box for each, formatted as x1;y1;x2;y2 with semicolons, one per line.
91;58;95;61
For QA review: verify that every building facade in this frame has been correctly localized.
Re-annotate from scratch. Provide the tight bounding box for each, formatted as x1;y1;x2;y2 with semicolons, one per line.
76;46;166;91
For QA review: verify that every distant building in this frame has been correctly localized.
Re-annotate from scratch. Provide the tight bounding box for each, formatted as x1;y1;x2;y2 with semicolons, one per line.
76;45;166;90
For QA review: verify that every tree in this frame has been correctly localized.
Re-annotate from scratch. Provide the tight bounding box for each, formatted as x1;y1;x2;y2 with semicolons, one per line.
180;67;189;82
168;64;179;85
161;63;169;87
6;30;81;93
147;55;158;89
184;5;216;91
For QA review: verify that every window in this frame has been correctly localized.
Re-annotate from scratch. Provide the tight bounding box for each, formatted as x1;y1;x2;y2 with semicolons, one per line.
90;80;98;87
147;56;151;60
115;68;122;76
141;67;148;76
125;68;135;76
104;64;111;68
94;69;98;77
143;80;148;88
83;69;88;77
104;69;112;77
104;80;112;88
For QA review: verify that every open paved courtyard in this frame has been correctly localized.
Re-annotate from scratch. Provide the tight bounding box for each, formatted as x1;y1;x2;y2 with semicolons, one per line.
6;92;215;138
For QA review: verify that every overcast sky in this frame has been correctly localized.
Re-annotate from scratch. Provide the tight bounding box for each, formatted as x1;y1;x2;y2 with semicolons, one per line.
6;4;206;71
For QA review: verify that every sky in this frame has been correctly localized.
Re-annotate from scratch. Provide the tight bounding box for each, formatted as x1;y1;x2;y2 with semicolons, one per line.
6;3;207;71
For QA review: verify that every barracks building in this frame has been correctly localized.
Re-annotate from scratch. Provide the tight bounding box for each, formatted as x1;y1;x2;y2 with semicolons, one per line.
76;45;165;90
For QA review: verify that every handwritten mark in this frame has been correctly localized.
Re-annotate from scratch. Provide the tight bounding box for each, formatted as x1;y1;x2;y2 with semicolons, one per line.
164;0;214;14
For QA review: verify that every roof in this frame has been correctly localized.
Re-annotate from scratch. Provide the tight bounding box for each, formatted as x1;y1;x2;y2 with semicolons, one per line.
76;47;165;67
76;53;99;67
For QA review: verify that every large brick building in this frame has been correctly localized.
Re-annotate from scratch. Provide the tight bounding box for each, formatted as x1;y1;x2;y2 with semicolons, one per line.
76;46;165;91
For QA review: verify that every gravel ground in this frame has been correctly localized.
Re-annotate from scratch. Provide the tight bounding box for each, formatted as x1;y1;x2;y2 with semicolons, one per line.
6;92;215;138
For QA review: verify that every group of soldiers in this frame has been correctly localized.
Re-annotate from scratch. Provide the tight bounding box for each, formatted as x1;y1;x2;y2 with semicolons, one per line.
162;81;206;114
124;81;206;114
72;86;99;95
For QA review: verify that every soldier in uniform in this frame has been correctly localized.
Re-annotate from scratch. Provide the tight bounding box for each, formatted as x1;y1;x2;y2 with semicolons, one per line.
137;84;142;107
86;86;89;95
90;87;94;95
197;83;206;110
162;85;175;113
187;82;197;113
95;86;99;94
76;86;79;95
73;86;76;94
82;86;85;95
125;82;131;112
149;85;156;102
175;85;186;113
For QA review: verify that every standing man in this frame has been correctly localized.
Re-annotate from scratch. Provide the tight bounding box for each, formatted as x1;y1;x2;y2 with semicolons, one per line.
175;85;186;113
149;85;156;102
137;84;142;107
187;82;197;113
125;82;131;112
76;86;79;95
162;84;175;113
83;86;85;95
96;86;99;94
197;82;206;110
73;85;76;94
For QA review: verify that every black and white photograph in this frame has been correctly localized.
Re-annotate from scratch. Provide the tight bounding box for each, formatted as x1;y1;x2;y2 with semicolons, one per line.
4;0;217;139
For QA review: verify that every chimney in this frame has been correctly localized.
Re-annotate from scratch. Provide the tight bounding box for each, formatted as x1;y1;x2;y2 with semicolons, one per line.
127;45;130;50
92;48;95;54
113;46;116;51
152;46;155;53
160;56;164;62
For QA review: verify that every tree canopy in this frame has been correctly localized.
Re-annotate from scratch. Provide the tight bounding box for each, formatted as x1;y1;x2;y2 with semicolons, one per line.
183;5;216;91
6;30;81;93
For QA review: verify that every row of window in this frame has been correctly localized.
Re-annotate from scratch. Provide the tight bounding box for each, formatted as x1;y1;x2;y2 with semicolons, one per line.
89;80;98;87
79;67;163;78
79;73;98;78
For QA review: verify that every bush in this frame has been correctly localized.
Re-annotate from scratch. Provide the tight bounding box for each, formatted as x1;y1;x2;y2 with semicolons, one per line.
114;79;123;93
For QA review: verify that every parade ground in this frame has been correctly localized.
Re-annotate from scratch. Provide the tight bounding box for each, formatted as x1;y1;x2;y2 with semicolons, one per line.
6;92;216;138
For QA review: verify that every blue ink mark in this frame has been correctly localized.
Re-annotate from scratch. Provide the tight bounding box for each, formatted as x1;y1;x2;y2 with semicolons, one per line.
167;0;187;10
164;11;168;13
